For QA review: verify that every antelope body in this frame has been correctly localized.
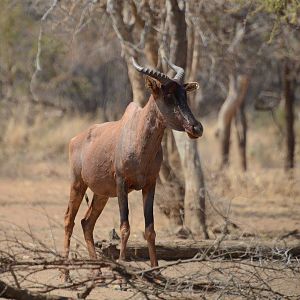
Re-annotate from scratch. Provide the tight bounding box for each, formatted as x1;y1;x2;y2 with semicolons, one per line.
64;58;203;279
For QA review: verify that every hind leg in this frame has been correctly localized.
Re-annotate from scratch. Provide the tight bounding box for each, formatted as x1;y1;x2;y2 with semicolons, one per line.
81;194;108;259
63;179;87;281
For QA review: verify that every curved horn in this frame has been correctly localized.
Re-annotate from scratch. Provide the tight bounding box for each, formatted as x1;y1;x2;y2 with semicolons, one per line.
164;57;185;83
131;57;171;84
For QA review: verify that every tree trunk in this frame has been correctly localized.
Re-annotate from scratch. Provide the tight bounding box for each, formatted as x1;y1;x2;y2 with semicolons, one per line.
166;0;187;69
188;36;202;113
235;101;247;171
217;74;237;168
126;59;147;106
186;18;202;113
158;132;185;228
173;131;209;238
235;75;250;171
283;61;295;171
142;2;159;68
107;0;147;106
217;74;249;169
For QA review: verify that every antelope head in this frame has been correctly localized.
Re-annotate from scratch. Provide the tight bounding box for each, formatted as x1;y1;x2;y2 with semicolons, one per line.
132;58;203;139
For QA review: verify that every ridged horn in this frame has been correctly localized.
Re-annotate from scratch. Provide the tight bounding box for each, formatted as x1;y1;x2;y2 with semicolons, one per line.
131;57;171;84
163;57;185;83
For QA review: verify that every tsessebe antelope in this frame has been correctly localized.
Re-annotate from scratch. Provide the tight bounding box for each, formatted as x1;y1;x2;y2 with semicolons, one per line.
63;58;203;280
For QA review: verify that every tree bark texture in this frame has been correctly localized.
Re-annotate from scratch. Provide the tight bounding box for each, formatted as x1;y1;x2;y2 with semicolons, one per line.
186;14;202;113
283;61;295;171
158;133;184;228
166;0;187;70
107;0;147;106
173;132;208;238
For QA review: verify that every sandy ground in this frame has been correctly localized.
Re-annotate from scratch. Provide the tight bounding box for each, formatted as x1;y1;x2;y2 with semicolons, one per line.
0;159;299;299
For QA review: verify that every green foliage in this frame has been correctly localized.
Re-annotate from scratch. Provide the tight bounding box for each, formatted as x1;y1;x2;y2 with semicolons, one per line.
241;0;300;24
232;0;299;43
0;1;67;96
260;0;287;14
261;0;299;17
258;0;300;39
0;1;36;97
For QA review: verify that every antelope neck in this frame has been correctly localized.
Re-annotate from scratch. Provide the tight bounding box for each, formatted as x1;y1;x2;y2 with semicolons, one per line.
137;95;166;156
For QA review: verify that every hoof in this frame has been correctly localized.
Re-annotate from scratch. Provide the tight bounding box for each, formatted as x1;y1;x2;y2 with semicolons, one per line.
117;254;128;262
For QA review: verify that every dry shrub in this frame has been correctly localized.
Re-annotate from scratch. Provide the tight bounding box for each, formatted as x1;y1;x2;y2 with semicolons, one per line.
1;223;300;300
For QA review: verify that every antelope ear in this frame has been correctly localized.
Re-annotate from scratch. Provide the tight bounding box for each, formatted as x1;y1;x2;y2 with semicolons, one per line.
145;76;161;96
184;82;199;94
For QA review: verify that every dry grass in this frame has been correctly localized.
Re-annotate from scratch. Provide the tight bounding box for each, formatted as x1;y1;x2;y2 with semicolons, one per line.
1;106;299;170
0;112;97;177
3;114;92;157
197;114;300;239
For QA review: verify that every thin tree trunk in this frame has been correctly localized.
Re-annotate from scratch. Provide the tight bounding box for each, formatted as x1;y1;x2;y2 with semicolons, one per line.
166;0;187;69
173;131;208;238
217;74;237;168
186;21;202;113
221;124;231;167
235;102;247;171
186;16;194;77
235;75;250;171
217;74;249;169
283;61;295;171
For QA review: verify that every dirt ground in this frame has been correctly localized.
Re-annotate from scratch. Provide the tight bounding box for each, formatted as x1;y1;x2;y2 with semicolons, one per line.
0;158;299;299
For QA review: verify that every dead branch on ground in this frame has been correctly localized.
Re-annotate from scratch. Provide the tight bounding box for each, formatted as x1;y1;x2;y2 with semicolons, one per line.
1;223;300;300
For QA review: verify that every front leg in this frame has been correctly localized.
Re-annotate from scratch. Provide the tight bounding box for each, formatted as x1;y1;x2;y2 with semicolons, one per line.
142;183;158;267
116;176;130;261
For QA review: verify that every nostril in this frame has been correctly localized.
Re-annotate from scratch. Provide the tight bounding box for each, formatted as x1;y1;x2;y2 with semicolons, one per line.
193;123;203;136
